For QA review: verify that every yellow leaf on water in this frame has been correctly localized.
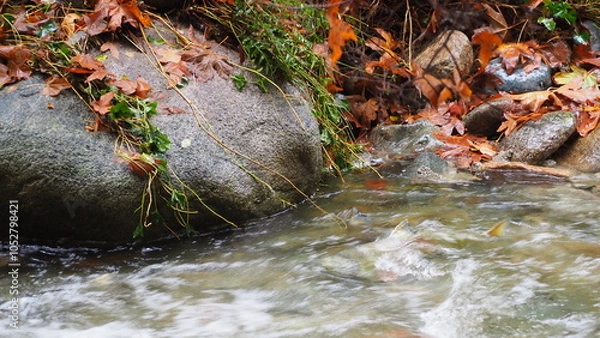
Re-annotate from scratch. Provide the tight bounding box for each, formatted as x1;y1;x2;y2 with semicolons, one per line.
485;221;507;237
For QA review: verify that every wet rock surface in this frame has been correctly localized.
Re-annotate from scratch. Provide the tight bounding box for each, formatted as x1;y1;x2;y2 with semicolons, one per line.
369;120;444;158
484;58;553;93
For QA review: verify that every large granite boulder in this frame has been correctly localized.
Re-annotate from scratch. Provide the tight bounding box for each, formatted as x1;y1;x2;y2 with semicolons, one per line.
0;31;322;244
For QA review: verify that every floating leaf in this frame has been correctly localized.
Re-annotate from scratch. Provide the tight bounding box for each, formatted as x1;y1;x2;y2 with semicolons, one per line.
486;221;507;237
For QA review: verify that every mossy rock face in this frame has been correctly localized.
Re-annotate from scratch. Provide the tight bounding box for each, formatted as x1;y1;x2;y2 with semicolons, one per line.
0;33;322;245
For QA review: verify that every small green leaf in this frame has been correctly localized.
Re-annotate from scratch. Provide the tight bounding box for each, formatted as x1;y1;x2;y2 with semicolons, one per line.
231;74;248;91
133;223;144;238
148;36;166;45
109;100;134;119
254;77;269;93
37;20;57;38
538;17;556;31
573;31;590;45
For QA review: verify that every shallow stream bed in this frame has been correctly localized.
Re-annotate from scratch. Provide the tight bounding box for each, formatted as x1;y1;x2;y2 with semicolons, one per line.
2;170;600;337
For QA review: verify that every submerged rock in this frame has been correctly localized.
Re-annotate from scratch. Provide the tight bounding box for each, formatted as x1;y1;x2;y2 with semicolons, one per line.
369;120;444;158
320;220;447;283
0;27;322;244
498;111;576;164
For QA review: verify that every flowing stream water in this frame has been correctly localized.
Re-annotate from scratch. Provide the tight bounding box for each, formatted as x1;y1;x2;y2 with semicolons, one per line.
2;170;600;337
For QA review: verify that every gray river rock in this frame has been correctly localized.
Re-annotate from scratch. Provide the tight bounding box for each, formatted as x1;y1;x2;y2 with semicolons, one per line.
463;97;516;137
0;26;322;244
498;111;576;164
414;30;474;78
485;57;553;93
554;127;600;172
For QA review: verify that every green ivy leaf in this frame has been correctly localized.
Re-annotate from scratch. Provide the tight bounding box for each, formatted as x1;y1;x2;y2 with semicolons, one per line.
538;17;556;31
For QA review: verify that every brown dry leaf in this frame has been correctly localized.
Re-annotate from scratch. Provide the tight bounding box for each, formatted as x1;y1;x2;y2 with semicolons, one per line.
42;75;71;96
413;72;444;106
61;13;83;40
100;41;120;59
365;28;400;54
83;0;151;36
72;54;104;71
156;47;181;63
434;132;494;169
418;102;465;136
577;106;600;136
0;44;32;86
497;110;546;137
163;60;190;86
496;112;519;136
469;139;498;157
12;7;46;35
539;40;570;68
181;49;233;82
345;95;381;129
482;4;508;39
109;77;151;98
70;54;110;82
92;91;115;115
554;76;600;103
494;41;542;74
509;90;563;111
161;106;187;115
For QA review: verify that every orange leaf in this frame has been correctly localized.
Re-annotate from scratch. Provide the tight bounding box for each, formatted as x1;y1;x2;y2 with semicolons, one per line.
365;179;388;190
472;30;502;71
326;0;357;64
496;112;518;136
576;108;600;137
70;54;110;82
120;0;151;28
71;54;104;70
83;0;151;36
